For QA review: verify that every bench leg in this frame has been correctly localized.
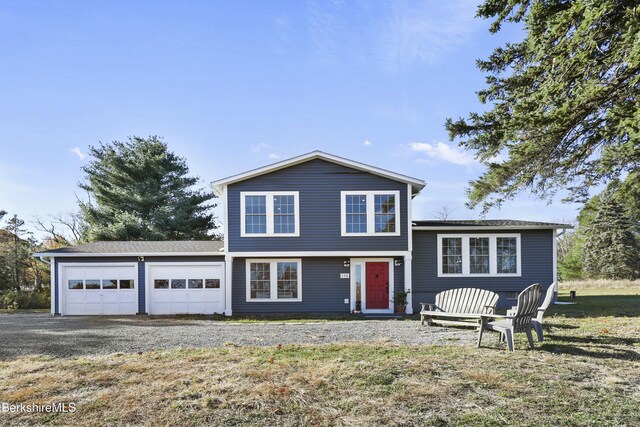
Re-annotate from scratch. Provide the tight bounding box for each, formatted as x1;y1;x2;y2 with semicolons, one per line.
421;314;425;326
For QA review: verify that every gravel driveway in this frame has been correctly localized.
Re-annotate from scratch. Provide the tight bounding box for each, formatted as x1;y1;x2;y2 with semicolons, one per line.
0;313;482;359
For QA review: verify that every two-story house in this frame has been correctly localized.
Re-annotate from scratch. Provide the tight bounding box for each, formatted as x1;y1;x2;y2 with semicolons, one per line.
36;151;569;316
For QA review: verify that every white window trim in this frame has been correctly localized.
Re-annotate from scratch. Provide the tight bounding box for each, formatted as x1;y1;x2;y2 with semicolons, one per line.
340;190;401;237
245;259;302;302
437;234;522;277
240;191;300;237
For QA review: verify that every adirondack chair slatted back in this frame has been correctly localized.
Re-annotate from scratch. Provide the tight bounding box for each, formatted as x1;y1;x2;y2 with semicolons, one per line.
537;283;556;323
512;284;542;332
435;288;498;314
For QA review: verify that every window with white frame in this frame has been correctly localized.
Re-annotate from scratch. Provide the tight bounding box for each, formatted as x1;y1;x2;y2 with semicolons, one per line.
341;191;400;236
240;192;299;237
437;234;521;277
246;259;302;302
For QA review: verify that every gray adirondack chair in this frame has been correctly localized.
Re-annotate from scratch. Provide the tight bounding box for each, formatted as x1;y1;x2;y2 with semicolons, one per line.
507;282;555;342
477;283;542;352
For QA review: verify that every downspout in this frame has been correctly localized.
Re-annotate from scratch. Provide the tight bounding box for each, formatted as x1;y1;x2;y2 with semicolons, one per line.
553;229;567;304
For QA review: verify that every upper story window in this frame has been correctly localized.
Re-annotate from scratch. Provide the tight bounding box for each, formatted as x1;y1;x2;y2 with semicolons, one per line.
340;190;401;236
240;192;299;237
437;234;521;277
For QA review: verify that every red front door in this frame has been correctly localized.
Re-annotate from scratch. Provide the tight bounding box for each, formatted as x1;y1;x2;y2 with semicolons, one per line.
366;262;389;309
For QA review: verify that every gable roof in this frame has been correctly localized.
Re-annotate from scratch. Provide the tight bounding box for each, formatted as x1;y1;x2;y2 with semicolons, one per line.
34;240;224;257
210;151;426;196
412;219;573;230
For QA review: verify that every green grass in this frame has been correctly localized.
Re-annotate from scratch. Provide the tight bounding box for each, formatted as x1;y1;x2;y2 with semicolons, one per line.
0;282;638;426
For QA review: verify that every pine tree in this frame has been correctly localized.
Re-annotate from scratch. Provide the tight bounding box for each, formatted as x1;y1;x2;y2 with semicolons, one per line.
79;136;218;241
583;190;639;279
1;214;33;290
446;0;640;212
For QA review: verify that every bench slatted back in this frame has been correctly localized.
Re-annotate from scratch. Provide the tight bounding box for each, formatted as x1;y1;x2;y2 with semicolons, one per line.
435;288;499;314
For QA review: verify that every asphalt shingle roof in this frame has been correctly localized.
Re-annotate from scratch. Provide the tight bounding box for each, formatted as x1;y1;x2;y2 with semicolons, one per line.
412;219;572;228
35;240;224;255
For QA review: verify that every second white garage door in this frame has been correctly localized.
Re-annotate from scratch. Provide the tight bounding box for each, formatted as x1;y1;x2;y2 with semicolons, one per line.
147;262;225;314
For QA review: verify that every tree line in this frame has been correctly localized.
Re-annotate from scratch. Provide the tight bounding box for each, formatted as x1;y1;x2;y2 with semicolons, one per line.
558;175;639;280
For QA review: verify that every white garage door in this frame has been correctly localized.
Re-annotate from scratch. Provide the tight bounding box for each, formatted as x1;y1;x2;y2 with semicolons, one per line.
61;263;138;315
147;263;225;314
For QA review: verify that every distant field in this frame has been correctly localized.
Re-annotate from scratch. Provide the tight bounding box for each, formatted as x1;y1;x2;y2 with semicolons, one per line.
560;279;640;291
0;282;638;426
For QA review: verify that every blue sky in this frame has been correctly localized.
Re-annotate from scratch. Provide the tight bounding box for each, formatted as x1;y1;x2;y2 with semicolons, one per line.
0;0;581;237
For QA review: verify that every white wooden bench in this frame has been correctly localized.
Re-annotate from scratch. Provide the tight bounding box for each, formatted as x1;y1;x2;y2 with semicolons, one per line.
420;288;499;328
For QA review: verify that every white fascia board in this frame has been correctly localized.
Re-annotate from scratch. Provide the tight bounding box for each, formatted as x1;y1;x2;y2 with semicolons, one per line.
412;225;573;231
210;151;426;195
33;252;226;258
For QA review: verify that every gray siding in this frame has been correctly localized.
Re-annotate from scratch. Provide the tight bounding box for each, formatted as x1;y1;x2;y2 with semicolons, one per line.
227;159;409;252
232;257;405;314
411;229;554;311
54;256;224;315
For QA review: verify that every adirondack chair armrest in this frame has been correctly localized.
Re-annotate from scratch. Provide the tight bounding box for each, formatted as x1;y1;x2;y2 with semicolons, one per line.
480;313;513;320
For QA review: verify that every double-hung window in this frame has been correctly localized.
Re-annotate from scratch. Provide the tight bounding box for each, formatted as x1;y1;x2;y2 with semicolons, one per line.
437;234;521;277
341;190;400;236
240;192;299;237
246;259;302;302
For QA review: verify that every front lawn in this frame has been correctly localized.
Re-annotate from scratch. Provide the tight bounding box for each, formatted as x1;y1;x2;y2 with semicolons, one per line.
0;283;638;426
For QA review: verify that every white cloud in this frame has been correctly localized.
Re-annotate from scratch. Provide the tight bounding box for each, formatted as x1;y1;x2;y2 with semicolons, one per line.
382;0;482;70
302;1;481;71
70;147;86;160
363;140;372;146
410;141;474;165
268;153;280;160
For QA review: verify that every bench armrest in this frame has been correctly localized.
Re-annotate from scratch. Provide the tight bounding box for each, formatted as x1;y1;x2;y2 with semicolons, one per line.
419;302;438;312
484;305;497;314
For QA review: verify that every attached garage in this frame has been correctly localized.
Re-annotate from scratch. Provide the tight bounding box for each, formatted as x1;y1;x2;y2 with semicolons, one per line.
35;241;227;316
147;262;225;314
60;263;138;315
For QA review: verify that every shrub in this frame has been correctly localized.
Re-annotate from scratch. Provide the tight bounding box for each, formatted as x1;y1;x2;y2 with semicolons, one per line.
0;289;50;310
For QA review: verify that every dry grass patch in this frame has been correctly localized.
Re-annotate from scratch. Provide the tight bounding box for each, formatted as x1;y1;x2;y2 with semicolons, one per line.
1;342;638;426
560;279;640;291
0;283;639;426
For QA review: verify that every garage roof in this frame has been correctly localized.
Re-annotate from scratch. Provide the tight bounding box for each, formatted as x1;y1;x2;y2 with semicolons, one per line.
34;241;225;257
412;219;573;230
